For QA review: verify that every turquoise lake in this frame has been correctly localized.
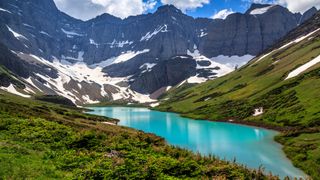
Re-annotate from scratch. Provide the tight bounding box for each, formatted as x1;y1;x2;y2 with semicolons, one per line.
88;106;307;179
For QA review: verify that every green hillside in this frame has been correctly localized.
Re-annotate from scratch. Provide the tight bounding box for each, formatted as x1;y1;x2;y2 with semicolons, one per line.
0;90;277;179
157;13;320;178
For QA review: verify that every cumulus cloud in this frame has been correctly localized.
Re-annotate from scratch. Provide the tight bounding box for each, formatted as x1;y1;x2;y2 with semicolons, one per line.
211;9;234;19
91;0;157;19
242;0;320;13
54;0;105;20
161;0;210;12
276;0;320;13
53;0;157;20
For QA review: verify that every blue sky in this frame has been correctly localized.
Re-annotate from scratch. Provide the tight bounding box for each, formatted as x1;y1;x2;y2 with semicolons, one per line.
149;0;260;18
53;0;319;21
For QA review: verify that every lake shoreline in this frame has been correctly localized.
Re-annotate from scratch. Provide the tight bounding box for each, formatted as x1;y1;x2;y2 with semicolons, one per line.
206;118;295;132
88;106;308;178
152;107;297;132
88;104;299;132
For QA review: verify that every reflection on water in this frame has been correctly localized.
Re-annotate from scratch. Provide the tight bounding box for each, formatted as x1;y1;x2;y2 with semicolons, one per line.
89;107;306;179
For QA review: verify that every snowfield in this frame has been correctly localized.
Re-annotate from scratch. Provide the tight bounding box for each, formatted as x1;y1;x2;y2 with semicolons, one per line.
286;55;320;80
12;53;156;105
0;44;259;106
92;49;150;68
211;54;255;69
0;84;31;98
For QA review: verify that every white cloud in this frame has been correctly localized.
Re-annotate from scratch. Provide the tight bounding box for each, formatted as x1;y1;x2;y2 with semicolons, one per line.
91;0;157;19
54;0;157;20
242;0;320;13
54;0;105;20
212;9;234;19
276;0;320;13
161;0;210;12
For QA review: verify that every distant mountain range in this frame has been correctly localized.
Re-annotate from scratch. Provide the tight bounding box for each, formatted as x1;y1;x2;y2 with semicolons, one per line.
0;0;318;105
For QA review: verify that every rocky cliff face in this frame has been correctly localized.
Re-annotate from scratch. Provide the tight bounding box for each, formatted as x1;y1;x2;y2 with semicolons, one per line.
0;0;317;104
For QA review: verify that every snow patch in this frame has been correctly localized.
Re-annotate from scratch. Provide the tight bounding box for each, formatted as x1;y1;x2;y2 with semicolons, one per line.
61;28;84;38
199;29;207;37
175;55;189;59
24;85;36;94
253;28;320;65
109;39;133;48
0;84;31;98
62;51;84;62
150;103;160;107
250;5;274;15
23;23;34;28
280;28;320;49
102;121;116;126
140;63;157;73
92;49;150;68
200;32;208;37
6;25;28;41
285;55;320;80
24;77;42;92
89;39;99;47
252;51;275;65
187;75;207;84
177;80;186;87
40;31;51;37
0;8;12;14
253;107;264;116
211;55;255;69
82;95;99;104
140;24;168;41
188;49;234;79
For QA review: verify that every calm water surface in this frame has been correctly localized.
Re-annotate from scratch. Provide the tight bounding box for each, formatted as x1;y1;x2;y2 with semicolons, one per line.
88;106;306;179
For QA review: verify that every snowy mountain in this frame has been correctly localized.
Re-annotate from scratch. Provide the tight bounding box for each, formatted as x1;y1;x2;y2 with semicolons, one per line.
0;0;318;105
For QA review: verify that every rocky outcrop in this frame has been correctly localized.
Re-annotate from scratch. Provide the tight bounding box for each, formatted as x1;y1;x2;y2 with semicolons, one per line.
300;7;318;23
130;56;197;94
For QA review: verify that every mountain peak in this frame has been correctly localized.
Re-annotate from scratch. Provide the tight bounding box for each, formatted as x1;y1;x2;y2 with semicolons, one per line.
300;7;318;23
304;6;318;14
88;13;122;23
31;0;59;11
156;5;183;14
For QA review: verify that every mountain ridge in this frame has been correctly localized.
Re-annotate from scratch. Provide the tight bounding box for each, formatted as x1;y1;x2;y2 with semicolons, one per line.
0;0;318;105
